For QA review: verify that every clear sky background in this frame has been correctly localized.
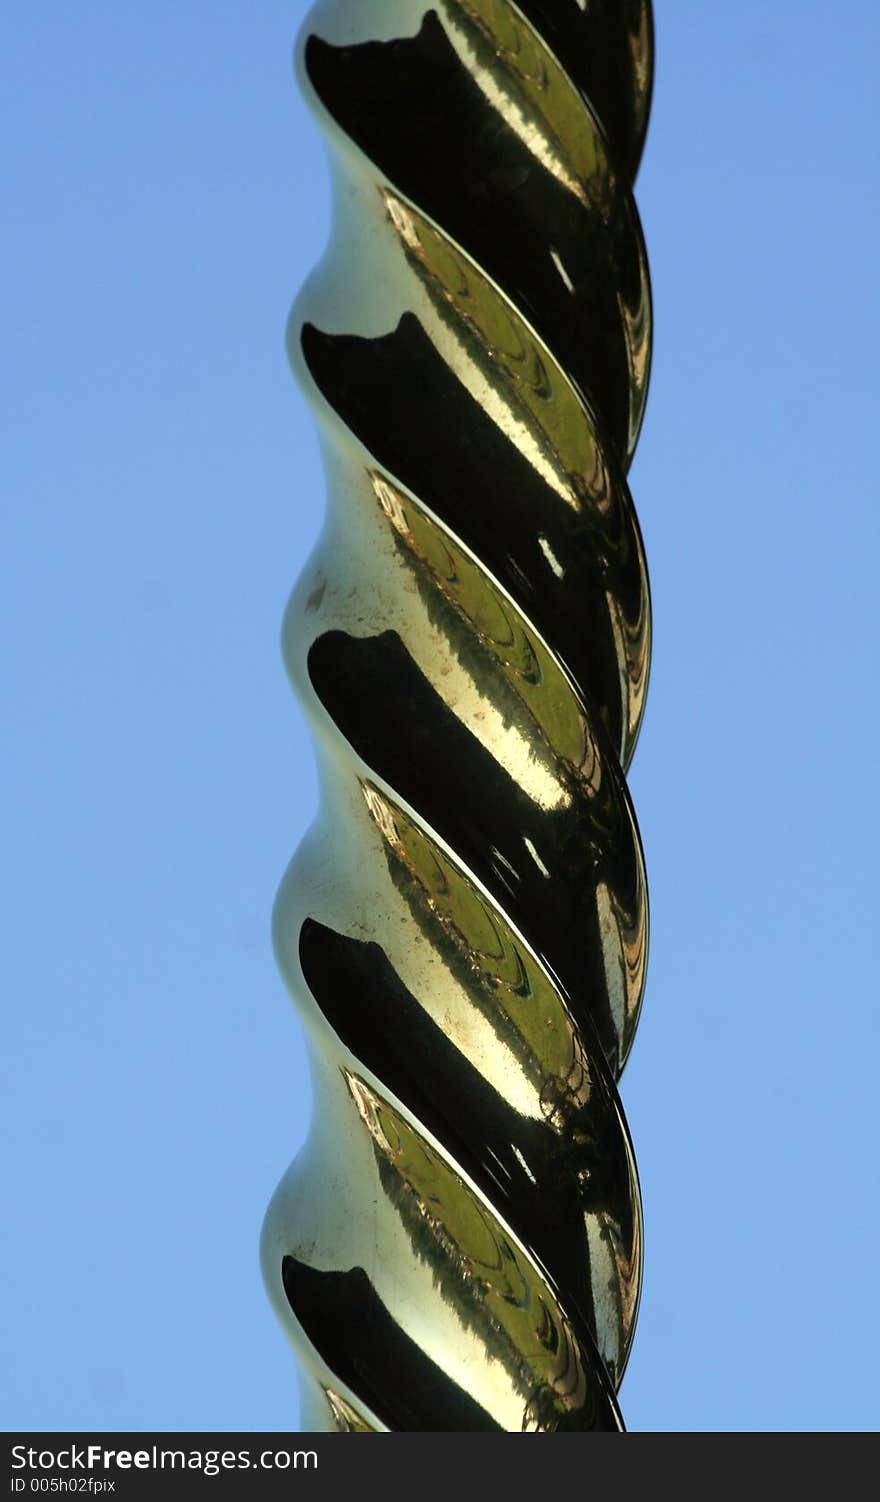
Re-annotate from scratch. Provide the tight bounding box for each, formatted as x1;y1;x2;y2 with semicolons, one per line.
2;1;877;1434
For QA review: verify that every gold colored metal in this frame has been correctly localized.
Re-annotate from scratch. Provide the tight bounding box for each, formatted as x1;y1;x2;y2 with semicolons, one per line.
263;0;654;1432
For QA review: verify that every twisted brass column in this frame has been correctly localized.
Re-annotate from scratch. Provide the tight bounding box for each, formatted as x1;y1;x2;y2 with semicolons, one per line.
263;0;654;1432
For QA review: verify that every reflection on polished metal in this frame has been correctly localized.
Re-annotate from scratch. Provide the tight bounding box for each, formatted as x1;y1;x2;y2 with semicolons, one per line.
262;0;654;1432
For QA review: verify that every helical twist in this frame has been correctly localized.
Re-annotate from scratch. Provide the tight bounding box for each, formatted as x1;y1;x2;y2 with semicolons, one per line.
262;0;654;1432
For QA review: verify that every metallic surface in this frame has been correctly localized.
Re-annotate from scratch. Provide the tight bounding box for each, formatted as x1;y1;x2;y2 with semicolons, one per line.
262;0;654;1432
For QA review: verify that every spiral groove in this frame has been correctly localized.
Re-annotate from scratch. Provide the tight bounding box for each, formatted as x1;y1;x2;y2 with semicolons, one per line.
262;0;654;1432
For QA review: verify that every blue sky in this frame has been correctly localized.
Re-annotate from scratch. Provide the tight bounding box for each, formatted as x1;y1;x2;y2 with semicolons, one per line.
2;1;877;1432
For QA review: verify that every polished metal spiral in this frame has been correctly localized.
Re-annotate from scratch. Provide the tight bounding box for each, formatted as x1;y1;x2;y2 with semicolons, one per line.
262;0;654;1432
